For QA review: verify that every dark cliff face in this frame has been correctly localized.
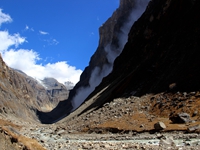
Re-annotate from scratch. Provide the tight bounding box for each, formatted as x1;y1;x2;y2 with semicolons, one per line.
69;0;149;106
109;0;200;95
61;0;200;121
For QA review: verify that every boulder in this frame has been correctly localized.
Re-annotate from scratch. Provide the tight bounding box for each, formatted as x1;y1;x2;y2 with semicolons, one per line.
169;113;191;123
187;125;200;132
154;121;166;130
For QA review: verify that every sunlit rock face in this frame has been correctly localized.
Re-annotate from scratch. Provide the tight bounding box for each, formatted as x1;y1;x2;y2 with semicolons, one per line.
41;77;69;108
0;54;69;121
13;73;69;112
0;54;39;121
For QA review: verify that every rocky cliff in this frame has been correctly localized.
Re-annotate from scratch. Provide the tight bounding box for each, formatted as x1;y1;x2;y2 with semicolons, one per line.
0;54;69;121
60;0;200;131
69;0;149;109
37;0;150;124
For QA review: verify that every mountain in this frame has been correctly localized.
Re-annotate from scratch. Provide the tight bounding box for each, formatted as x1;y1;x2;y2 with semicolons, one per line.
40;77;69;110
64;81;74;90
0;55;69;121
37;0;150;124
58;0;200;132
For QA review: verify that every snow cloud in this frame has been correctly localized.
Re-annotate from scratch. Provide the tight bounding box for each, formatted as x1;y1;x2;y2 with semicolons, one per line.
0;9;82;85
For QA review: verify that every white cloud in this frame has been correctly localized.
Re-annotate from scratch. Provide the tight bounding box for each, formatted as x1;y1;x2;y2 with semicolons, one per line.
24;25;34;32
39;30;49;35
0;32;82;84
0;30;26;52
0;9;12;26
2;49;82;84
0;9;82;85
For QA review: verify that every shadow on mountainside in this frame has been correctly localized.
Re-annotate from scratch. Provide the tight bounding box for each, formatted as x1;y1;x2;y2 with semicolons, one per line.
37;0;200;124
36;99;73;124
62;0;200;119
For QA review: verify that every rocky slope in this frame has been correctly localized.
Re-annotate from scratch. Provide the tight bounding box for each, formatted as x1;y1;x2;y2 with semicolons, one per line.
60;0;200;134
0;54;69;121
37;0;150;124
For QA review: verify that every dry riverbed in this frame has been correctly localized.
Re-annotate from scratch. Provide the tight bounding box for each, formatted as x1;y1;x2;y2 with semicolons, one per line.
1;115;200;150
22;125;200;150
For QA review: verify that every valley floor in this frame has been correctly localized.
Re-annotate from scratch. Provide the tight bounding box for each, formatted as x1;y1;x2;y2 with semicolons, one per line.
0;118;200;150
0;92;200;150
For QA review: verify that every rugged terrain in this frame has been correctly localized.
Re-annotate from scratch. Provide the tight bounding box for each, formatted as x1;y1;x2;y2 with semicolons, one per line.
1;0;200;149
61;0;200;125
60;0;200;147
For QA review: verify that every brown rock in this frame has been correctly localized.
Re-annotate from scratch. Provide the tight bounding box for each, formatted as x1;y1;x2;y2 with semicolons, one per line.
154;121;166;130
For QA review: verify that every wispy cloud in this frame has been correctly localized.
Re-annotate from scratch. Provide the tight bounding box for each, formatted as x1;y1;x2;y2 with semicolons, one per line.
0;9;12;26
24;25;34;32
43;38;59;46
25;25;29;30
51;38;59;45
39;30;49;35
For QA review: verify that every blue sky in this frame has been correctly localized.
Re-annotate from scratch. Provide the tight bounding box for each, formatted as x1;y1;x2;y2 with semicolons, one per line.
0;0;119;84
